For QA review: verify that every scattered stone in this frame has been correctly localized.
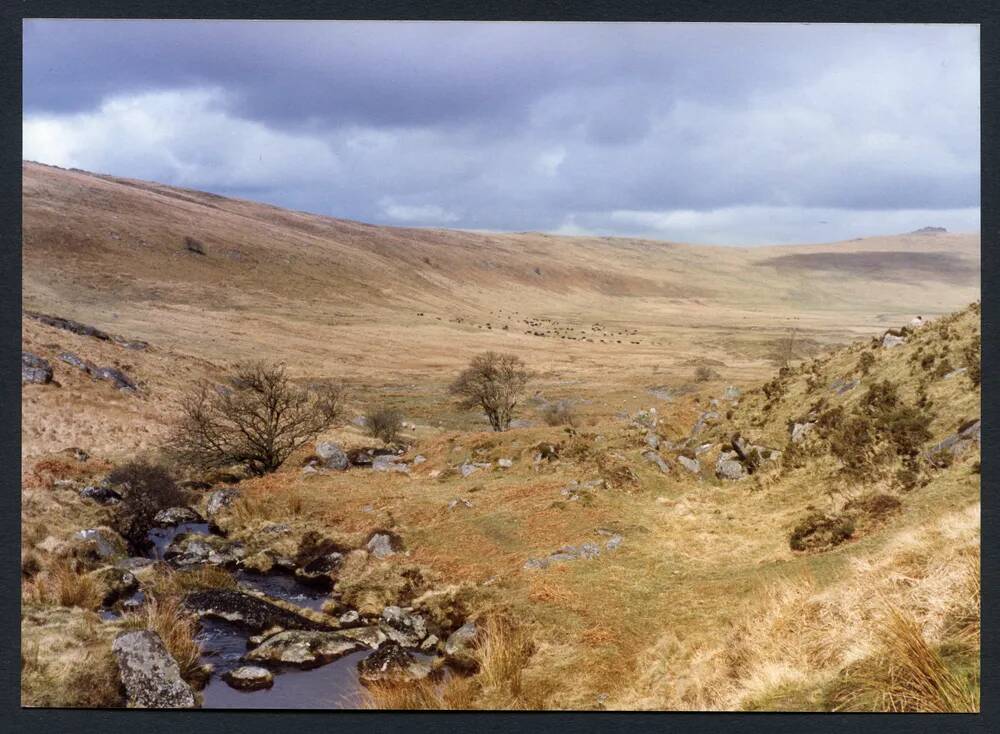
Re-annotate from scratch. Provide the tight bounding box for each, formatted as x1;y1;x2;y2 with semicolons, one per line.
316;442;349;470
153;506;204;527
444;621;479;670
724;385;741;401
93;366;137;391
448;498;474;510
829;378;859;395
366;531;404;559
498;458;513;469
715;456;747;481
339;610;360;626
244;630;362;668
420;634;440;652
925;419;981;464
295;551;344;586
59;351;96;373
942;367;968;380
791;421;815;444
223;665;274;691
337;625;387;649
412;455;427;465
75;527;127;559
372;454;409;473
112;630;197;708
80;484;122;505
205;489;240;518
678;455;701;474
302;465;318;475
380;605;428;648
21;352;53;384
881;332;906;349
605;534;624;551
460;462;479;478
90;565;139;606
643;450;671;474
357;641;432;685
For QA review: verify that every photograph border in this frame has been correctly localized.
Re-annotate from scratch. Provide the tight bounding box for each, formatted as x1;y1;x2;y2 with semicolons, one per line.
2;1;996;732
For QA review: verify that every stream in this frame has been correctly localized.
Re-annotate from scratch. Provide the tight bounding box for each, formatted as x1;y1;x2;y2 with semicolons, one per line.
107;520;387;708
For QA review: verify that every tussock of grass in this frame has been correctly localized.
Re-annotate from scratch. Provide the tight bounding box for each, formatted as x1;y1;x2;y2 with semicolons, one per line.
121;596;202;682
828;606;979;712
365;615;536;710
143;564;237;598
23;560;104;610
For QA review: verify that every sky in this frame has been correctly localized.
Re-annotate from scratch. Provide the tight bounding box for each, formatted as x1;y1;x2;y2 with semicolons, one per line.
22;21;980;245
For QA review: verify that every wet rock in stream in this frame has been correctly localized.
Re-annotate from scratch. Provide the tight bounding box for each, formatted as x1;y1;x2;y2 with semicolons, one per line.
183;589;335;633
243;630;363;668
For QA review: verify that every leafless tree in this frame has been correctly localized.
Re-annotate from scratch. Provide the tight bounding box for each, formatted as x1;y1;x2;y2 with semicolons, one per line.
168;362;344;475
449;352;532;431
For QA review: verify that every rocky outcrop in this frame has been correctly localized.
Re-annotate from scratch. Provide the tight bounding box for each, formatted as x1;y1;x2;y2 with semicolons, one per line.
80;484;123;504
22;352;53;384
366;530;404;559
112;630;197;708
357;641;432;685
316;442;349;471
205;489;240;518
715;453;747;481
26;311;148;349
643;450;671;474
524;542;603;570
153;506;204;527
926;419;981;465
57;351;137;390
379;605;428;648
243;630;362;668
183;589;334;633
74;527;128;559
677;455;701;474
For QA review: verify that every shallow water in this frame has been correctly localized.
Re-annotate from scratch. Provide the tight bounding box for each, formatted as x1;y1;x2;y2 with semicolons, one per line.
200;648;371;709
234;569;329;611
146;521;212;560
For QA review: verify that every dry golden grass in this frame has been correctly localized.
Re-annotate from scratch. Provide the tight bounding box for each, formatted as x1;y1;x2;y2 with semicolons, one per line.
23;560;104;611
365;614;536;710
829;606;979;712
142;564;238;598
21;605;124;708
19;162;981;710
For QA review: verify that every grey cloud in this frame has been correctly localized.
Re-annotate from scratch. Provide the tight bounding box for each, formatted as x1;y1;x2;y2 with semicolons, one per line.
22;21;980;244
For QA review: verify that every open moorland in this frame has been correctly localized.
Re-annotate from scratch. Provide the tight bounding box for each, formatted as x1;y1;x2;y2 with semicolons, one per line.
20;161;981;710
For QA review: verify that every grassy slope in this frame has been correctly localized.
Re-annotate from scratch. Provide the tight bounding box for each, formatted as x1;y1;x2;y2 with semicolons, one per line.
20;163;980;710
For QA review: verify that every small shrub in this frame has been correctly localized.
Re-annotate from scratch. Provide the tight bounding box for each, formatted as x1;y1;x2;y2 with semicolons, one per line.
962;335;981;387
540;400;578;427
858;351;876;375
108;462;187;553
694;366;719;382
184;236;206;255
933;358;954;380
844;492;903;524
788;512;854;552
364;404;404;444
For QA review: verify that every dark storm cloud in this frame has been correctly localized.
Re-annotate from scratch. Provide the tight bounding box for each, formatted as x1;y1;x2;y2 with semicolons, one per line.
23;21;980;244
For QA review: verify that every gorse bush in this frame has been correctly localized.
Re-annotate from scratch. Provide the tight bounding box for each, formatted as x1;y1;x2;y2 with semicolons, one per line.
168;361;344;475
962;335;981;387
858;351;876;375
826;381;933;479
109;461;187;552
365;404;404;444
